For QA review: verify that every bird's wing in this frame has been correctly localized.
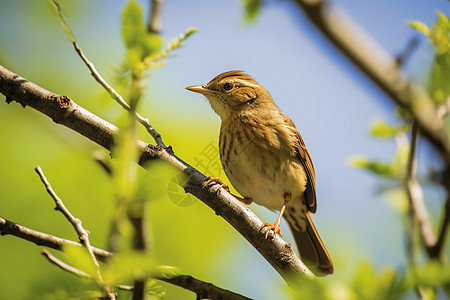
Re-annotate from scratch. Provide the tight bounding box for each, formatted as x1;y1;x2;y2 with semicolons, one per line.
285;115;317;213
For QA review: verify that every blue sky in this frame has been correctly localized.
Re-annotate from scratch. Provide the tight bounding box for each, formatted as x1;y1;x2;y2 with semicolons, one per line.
1;0;449;298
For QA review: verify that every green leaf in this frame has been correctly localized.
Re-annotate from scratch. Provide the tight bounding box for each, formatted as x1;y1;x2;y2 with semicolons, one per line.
411;11;450;103
409;21;430;35
285;276;328;300
352;262;408;300
370;119;405;139
383;187;409;214
102;251;158;286
146;280;166;298
350;157;398;178
243;0;262;22
416;262;450;291
142;33;162;58
429;53;450;103
62;244;99;279
121;0;146;50
142;27;198;70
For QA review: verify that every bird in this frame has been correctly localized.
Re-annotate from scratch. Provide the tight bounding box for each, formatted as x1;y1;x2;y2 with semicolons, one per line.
186;70;333;275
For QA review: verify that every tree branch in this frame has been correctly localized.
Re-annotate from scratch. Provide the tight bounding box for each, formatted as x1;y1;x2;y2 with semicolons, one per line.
0;64;313;281
429;192;450;259
158;274;252;300
147;0;164;34
34;166;108;292
0;216;252;300
404;122;430;299
42;249;91;278
292;0;450;165
0;216;112;261
405;123;437;252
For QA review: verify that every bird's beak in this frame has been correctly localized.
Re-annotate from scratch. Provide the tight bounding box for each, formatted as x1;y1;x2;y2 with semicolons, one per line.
185;85;211;94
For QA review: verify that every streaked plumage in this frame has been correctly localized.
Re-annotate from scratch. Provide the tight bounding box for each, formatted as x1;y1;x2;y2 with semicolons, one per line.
186;71;333;275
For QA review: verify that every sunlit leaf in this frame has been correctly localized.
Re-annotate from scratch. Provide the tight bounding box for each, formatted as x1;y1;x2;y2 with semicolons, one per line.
146;280;166;298
411;11;450;103
62;244;99;279
416;262;450;291
350;157;398;178
383;187;409;214
142;33;162;59
326;283;356;300
112;113;139;202
370;119;406;139
142;27;198;70
137;160;180;205
429;53;450;103
285;276;328;300
243;0;262;22
102;251;157;286
121;0;146;50
167;172;198;207
352;262;408;300
409;21;430;35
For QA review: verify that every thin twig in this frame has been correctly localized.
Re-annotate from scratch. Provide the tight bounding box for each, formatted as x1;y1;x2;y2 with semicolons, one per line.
404;122;429;300
35;166;102;268
395;36;420;67
158;274;253;300
147;0;164;34
430;193;450;259
35;166;114;299
42;249;91;278
0;216;112;261
406;125;437;250
50;0;166;147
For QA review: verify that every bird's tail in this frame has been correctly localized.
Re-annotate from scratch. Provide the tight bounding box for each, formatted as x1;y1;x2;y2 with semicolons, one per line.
287;214;334;276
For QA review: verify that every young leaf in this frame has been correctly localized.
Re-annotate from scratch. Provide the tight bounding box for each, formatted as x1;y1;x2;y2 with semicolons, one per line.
146;280;166;298
243;0;262;22
121;0;146;50
411;11;450;103
370;119;405;139
350;157;398;178
409;21;430;36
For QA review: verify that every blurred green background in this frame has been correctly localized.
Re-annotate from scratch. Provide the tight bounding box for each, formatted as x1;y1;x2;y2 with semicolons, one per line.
0;0;449;299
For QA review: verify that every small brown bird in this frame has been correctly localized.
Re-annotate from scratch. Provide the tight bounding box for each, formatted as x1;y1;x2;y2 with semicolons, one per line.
186;71;333;275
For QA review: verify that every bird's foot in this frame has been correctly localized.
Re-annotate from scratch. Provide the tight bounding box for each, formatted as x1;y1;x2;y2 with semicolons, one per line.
206;177;230;192
262;221;283;238
206;177;253;205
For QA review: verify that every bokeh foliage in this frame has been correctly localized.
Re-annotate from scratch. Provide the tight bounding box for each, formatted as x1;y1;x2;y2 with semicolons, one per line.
0;1;449;300
0;1;230;299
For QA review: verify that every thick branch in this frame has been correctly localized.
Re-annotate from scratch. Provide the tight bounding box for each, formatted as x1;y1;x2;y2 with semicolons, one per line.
0;65;313;281
292;0;450;165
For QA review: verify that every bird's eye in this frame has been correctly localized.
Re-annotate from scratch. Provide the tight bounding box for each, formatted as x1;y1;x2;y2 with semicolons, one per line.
223;82;233;91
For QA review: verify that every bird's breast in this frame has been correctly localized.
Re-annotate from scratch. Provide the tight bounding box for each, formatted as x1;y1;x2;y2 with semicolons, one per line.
219;119;307;211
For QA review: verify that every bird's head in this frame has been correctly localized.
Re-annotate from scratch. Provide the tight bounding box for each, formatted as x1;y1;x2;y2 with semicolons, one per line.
186;70;274;120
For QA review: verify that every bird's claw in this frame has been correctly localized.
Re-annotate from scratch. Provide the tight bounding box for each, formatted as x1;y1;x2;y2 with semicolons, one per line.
262;221;283;238
205;177;253;205
206;177;231;192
